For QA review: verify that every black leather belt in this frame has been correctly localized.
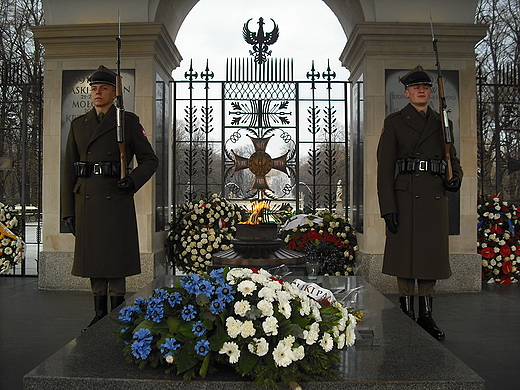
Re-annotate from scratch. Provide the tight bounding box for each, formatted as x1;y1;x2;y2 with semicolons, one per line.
74;161;120;177
396;158;446;175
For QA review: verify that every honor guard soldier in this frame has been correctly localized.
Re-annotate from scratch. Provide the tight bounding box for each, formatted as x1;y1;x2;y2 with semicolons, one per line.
61;66;159;330
377;66;463;341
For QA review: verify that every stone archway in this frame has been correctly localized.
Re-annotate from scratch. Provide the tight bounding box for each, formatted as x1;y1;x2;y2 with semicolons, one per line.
34;0;486;293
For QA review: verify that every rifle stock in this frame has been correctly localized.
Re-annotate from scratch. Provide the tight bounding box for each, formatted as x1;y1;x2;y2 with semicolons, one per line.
430;15;453;181
115;12;126;180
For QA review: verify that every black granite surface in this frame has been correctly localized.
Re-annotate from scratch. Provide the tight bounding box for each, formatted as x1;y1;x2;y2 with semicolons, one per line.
23;275;484;390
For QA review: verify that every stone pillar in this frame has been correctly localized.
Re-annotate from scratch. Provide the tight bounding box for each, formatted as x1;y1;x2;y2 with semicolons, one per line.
341;22;488;293
32;22;181;291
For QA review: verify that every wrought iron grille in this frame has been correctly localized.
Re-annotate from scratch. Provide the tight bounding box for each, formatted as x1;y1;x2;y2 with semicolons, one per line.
477;64;520;202
0;62;43;276
173;58;354;217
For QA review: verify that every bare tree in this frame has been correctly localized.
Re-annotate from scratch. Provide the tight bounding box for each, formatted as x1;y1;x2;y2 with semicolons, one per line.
0;0;44;205
476;0;520;201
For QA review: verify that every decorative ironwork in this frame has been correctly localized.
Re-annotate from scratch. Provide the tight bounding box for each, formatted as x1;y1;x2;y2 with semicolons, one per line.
477;64;520;202
173;58;352;215
243;17;279;65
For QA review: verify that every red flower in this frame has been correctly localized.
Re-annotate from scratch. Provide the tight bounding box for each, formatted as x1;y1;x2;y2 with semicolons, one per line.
502;261;513;275
481;247;495;259
499;275;511;284
515;248;520;256
250;268;259;274
500;245;512;258
490;225;503;234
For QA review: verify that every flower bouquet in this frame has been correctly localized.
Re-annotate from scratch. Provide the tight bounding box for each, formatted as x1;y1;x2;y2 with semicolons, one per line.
477;194;520;284
0;202;24;275
166;194;242;275
278;211;358;276
113;267;360;389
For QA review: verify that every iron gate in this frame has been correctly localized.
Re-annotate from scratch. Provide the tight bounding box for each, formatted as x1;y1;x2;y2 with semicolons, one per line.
173;58;356;218
477;64;520;202
0;63;43;276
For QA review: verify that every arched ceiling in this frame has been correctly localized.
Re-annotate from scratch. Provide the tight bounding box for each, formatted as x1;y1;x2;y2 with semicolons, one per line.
41;0;479;42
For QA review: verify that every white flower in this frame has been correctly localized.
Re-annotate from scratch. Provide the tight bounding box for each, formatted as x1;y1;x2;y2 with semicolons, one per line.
337;333;346;349
278;300;292;319
226;317;242;338
237;280;257;296
165;355;174;364
234;300;251;317
262;316;278;336
257;299;274;317
320;332;334;352
248;337;269;357
240;320;256;338
272;341;293;367
292;345;305;361
258;286;276;301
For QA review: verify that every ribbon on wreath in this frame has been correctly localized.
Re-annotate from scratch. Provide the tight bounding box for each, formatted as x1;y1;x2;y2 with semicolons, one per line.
477;211;516;236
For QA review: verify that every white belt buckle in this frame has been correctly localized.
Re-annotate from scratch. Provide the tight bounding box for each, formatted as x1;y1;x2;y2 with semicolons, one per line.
418;160;428;172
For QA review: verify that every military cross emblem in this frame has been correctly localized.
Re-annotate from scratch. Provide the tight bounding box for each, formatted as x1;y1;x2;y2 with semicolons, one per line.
233;136;288;191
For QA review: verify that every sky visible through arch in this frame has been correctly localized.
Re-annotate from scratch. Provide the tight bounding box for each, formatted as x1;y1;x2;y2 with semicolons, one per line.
171;0;350;81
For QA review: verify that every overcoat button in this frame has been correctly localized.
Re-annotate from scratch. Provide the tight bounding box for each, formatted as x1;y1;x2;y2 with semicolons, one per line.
435;153;440;157
415;195;420;199
435;196;440;200
87;151;91;155
416;152;420;156
107;152;112;156
85;195;90;199
415;173;419;177
106;196;111;200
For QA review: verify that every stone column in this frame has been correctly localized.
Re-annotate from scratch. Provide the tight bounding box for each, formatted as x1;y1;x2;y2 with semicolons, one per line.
32;22;181;291
341;22;488;293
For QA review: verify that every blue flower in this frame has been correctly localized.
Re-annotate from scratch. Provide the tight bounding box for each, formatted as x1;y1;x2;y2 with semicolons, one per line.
192;321;207;337
153;288;168;301
210;268;225;284
145;302;165;323
131;339;152;360
194;339;210;356
209;298;226;315
167;291;182;307
197;279;215;298
160;337;181;354
181;274;201;295
181;304;197;321
118;305;138;323
133;328;152;341
133;297;147;310
216;284;235;303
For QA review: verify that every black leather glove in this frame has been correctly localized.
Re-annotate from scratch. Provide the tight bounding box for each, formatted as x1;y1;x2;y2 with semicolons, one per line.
117;176;135;193
383;213;398;234
444;175;461;192
63;216;76;236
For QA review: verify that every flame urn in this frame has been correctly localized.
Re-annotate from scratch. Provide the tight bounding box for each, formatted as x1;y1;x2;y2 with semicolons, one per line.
212;223;306;267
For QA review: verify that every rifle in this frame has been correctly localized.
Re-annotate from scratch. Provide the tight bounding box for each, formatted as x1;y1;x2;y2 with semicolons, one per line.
115;10;127;180
430;14;453;181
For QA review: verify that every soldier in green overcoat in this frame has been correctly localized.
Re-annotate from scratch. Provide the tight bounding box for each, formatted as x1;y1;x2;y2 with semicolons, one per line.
61;66;158;329
377;66;463;341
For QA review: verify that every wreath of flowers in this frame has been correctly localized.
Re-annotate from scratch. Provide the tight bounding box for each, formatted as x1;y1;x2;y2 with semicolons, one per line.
477;194;520;284
0;202;24;275
166;194;242;275
113;267;361;388
278;211;358;276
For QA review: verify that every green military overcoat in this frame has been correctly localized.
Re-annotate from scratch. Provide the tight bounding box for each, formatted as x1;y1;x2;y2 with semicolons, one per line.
377;103;463;280
61;105;158;278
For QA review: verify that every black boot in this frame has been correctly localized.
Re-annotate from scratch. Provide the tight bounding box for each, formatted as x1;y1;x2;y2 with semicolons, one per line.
398;295;415;321
110;295;125;311
83;295;108;332
417;295;445;341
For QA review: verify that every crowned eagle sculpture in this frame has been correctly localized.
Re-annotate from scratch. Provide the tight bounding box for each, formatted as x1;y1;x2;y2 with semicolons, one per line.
243;17;279;64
